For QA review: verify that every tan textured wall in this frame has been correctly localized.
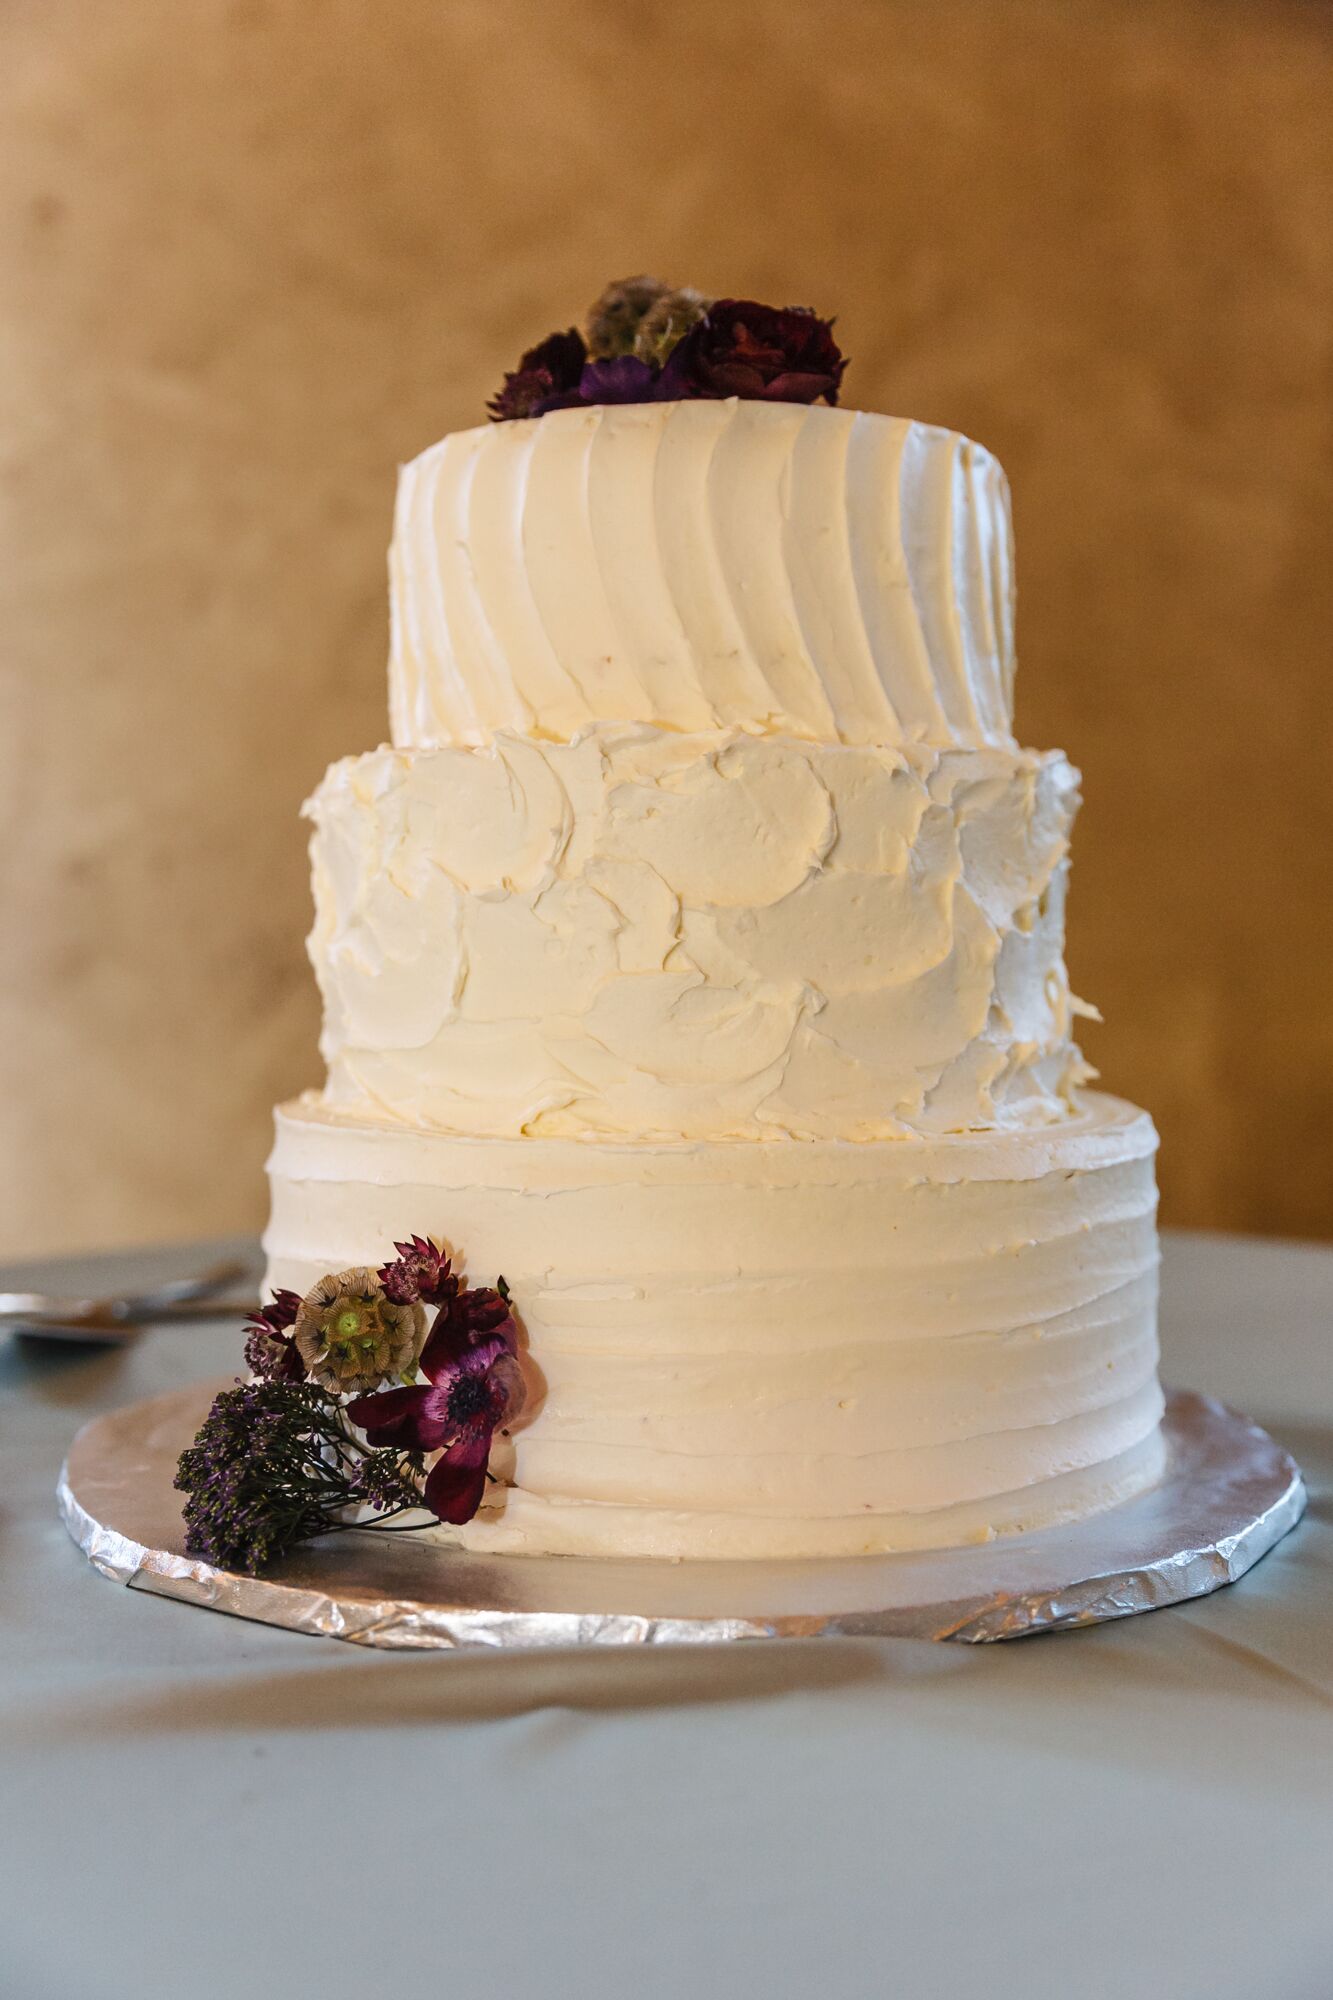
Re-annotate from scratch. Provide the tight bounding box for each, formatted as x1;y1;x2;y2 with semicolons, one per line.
2;0;1330;1255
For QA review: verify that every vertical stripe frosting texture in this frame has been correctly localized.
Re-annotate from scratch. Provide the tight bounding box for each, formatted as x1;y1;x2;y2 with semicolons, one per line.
388;401;1017;752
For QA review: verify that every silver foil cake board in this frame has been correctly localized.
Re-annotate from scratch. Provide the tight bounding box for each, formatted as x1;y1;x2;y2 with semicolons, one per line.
58;1383;1304;1648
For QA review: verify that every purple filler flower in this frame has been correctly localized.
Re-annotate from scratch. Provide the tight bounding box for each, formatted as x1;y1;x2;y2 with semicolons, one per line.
346;1299;525;1526
660;299;845;406
175;1378;343;1572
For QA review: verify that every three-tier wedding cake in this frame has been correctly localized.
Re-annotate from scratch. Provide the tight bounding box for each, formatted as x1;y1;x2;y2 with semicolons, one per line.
263;289;1163;1559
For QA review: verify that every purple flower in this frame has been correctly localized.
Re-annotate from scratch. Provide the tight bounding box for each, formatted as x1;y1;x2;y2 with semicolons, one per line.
175;1378;344;1572
486;328;587;422
570;355;659;407
346;1295;524;1527
513;353;660;420
488;332;662;422
243;1288;305;1383
659;299;846;406
351;1450;426;1515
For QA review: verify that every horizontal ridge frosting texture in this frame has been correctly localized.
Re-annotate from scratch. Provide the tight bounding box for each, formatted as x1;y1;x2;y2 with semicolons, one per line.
264;1092;1162;1559
388;401;1017;751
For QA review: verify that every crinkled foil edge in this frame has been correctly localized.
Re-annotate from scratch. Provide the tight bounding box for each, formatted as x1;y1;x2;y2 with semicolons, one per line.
57;1389;1306;1648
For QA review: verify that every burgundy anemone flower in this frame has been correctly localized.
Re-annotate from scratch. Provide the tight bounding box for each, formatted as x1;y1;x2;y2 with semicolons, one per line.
346;1298;524;1526
659;299;845;406
486;328;587;422
243;1287;305;1383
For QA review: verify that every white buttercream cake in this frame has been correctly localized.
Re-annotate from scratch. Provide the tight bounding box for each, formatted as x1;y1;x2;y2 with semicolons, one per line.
264;396;1164;1559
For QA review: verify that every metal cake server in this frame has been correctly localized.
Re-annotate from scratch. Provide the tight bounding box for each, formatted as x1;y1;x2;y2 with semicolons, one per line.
1;1258;259;1344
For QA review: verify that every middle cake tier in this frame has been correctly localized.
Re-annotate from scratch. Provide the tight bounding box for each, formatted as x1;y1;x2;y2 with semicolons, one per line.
307;725;1091;1142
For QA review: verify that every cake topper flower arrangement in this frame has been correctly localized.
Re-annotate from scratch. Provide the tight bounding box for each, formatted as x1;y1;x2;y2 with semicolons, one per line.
487;275;846;421
174;1237;524;1573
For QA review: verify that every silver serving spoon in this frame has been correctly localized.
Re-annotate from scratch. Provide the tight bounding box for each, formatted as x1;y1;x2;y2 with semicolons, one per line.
1;1257;260;1344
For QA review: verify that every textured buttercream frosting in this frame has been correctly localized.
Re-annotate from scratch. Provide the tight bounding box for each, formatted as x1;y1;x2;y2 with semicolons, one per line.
264;1092;1162;1558
307;726;1090;1141
388;401;1016;752
264;388;1164;1560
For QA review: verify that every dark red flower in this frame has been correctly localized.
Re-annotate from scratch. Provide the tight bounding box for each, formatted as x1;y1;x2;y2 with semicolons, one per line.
243;1288;305;1383
379;1235;454;1307
486;328;587;422
659;299;846;406
380;1234;513;1349
255;1288;301;1330
346;1292;524;1527
450;1281;513;1343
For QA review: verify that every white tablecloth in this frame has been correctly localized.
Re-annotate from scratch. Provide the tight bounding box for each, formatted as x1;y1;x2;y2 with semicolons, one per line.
3;1230;1330;2000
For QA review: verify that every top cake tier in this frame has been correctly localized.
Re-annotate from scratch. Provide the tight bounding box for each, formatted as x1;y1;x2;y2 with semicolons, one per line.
388;401;1017;752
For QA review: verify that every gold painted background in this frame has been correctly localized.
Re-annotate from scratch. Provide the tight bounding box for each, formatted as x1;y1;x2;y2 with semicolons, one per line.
3;0;1330;1255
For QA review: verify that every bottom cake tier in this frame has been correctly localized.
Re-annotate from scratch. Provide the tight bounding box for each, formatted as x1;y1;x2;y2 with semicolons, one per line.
264;1090;1163;1560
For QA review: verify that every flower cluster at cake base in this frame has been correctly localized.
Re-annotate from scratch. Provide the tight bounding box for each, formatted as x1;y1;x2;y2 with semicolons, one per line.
487;276;846;421
174;1238;523;1573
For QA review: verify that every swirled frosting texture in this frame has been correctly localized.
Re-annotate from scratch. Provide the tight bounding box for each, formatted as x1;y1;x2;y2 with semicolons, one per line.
306;728;1090;1143
388;402;1017;751
264;1094;1162;1558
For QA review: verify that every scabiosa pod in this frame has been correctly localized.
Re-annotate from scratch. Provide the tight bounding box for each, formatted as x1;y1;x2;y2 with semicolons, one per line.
585;274;671;358
292;1268;427;1396
632;286;710;367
